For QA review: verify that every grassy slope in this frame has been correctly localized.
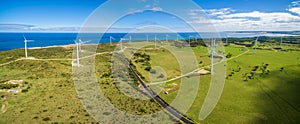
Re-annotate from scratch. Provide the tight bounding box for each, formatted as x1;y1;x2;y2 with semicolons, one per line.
0;43;299;123
200;48;300;124
0;44;173;123
132;44;300;124
0;59;96;123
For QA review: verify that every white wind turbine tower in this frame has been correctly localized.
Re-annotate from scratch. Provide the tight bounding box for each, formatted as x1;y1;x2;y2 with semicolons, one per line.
110;36;116;46
165;34;168;42
254;35;259;54
74;39;81;67
188;35;192;46
176;34;179;41
120;38;129;51
280;35;283;48
154;35;157;49
73;39;91;67
120;38;124;51
23;35;34;58
78;39;91;52
225;33;228;44
129;35;132;42
146;34;149;42
210;38;216;74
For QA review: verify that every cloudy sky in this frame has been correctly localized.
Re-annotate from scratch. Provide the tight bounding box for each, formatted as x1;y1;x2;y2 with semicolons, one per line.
0;0;299;32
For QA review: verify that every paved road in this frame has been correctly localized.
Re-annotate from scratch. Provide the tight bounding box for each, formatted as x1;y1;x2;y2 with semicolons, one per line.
118;56;194;124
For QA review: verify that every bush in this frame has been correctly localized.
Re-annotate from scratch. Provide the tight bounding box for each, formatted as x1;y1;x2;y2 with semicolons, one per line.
144;66;152;71
226;53;233;58
21;89;28;93
199;61;203;64
150;69;156;74
42;117;50;121
157;74;165;78
0;84;19;89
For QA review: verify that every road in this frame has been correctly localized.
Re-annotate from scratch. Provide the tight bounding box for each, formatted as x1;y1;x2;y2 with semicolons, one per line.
118;56;194;124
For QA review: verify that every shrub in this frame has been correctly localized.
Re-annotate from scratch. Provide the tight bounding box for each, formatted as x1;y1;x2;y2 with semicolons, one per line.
226;53;233;58
0;84;19;89
280;67;284;71
157;74;165;78
21;89;28;93
199;61;203;64
150;69;156;74
42;117;50;121
144;67;152;71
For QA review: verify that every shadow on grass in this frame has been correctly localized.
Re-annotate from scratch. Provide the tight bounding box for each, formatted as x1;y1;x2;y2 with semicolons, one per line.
254;65;300;124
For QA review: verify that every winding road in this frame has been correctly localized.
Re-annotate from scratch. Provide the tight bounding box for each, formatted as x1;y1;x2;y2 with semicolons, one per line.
118;56;194;124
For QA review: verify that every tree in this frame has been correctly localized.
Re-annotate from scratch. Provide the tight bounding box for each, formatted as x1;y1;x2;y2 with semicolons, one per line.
226;53;233;58
145;66;152;71
157;74;165;78
199;61;203;64
280;67;284;71
150;69;156;74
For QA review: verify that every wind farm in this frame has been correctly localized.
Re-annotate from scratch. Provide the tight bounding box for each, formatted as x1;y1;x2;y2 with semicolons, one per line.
1;0;300;123
1;33;299;123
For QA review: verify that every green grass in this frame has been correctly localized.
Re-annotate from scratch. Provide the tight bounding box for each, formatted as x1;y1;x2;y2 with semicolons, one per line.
0;58;96;123
192;47;300;123
131;47;181;82
0;42;299;123
130;44;300;124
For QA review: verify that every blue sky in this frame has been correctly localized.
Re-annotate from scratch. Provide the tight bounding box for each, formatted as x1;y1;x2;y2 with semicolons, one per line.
0;0;299;32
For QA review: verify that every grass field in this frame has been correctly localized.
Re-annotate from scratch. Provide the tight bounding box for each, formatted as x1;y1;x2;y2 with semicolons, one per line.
129;43;300;124
0;41;299;123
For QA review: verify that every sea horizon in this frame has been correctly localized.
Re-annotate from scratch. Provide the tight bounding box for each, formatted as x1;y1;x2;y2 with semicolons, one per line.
0;32;298;51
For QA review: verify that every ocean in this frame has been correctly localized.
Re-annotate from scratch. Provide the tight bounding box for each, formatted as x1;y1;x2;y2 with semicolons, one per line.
0;32;293;51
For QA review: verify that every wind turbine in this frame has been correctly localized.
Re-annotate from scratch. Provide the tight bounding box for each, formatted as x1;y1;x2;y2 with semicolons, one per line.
110;36;116;46
280;35;283;48
176;34;179;41
188;35;192;46
154;35;157;49
211;38;216;74
254;35;259;54
165;34;168;42
129;35;132;42
146;34;149;42
120;38;124;51
74;39;81;67
73;39;91;67
225;33;228;44
120;38;129;51
23;35;34;58
78;39;90;52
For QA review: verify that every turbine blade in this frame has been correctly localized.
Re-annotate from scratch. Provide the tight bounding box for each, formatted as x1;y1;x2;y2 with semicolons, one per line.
23;34;26;41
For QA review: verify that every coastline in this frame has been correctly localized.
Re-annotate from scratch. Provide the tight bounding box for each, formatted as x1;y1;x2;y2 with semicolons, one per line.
28;44;76;49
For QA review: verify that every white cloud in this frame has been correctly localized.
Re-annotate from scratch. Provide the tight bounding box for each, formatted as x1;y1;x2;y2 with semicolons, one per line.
288;7;300;15
291;1;300;7
127;6;162;15
151;6;162;11
288;1;300;15
219;11;300;22
188;7;300;31
189;8;234;17
206;8;235;16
